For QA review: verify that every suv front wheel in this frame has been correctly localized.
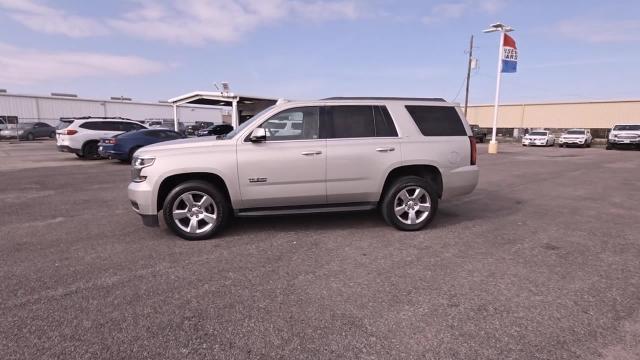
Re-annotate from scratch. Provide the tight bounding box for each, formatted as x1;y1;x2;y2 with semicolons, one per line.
381;176;439;231
162;181;230;240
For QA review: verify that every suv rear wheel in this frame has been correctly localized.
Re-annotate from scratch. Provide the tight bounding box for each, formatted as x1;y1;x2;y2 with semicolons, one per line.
381;176;438;231
82;141;101;160
162;181;230;240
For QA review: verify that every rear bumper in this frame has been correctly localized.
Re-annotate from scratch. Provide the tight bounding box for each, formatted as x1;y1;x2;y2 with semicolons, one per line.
98;148;127;160
57;145;81;154
442;165;479;200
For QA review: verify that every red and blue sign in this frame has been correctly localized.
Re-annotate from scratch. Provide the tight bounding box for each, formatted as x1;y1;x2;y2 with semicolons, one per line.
501;33;518;73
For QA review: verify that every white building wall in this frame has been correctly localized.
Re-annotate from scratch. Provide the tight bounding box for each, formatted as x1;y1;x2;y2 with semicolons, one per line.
0;96;38;121
37;98;105;121
0;94;224;126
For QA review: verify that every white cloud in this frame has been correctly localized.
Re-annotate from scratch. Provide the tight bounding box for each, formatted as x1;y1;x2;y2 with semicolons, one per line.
0;42;167;85
0;0;108;37
554;18;640;43
422;0;508;24
109;0;362;45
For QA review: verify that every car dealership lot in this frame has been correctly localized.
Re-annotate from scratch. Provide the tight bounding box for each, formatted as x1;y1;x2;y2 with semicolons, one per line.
1;141;639;359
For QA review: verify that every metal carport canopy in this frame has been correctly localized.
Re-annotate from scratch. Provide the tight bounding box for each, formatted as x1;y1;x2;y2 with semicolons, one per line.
167;91;278;130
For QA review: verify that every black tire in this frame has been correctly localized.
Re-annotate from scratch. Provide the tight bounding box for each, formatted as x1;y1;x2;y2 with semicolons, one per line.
478;136;485;144
162;181;231;240
26;132;34;141
381;176;439;231
606;144;612;150
49;131;55;139
82;141;101;160
75;153;84;158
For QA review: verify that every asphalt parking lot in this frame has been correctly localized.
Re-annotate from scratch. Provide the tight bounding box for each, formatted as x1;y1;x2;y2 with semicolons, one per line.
1;140;639;359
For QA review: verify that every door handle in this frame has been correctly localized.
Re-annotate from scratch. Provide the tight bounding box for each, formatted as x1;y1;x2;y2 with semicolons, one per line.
376;147;395;152
301;150;322;156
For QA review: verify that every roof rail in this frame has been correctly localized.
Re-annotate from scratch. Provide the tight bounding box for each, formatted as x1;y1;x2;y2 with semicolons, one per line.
322;96;447;102
59;116;133;121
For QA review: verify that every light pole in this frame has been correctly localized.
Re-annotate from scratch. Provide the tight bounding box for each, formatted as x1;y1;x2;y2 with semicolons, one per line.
483;22;514;154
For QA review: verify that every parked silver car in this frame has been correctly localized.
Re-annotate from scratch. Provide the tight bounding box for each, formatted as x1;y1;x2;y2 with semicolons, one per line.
128;97;480;240
0;122;56;140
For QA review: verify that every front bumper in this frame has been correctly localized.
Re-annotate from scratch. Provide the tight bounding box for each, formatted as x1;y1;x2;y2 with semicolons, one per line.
128;180;159;227
608;139;640;145
522;140;548;146
559;138;586;145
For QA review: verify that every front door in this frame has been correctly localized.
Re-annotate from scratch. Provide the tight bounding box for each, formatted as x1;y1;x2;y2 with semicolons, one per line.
236;106;326;209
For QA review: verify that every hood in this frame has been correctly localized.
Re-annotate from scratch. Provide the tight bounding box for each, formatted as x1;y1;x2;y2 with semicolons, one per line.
136;136;233;156
610;130;640;136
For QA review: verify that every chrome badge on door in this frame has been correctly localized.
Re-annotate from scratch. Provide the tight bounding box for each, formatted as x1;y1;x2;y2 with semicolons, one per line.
248;177;268;183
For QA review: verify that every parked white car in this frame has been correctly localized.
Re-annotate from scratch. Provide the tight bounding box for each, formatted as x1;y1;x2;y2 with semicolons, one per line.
56;117;147;159
522;130;555;147
607;124;640;150
558;128;592;148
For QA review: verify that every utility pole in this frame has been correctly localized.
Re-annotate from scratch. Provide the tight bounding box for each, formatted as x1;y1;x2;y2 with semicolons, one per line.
463;35;474;118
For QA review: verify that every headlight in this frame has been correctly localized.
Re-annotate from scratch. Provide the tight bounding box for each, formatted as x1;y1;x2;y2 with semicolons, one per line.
133;155;155;168
131;155;155;182
17;130;24;134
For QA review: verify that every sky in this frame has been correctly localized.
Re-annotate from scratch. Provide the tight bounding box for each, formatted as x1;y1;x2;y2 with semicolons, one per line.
0;0;639;104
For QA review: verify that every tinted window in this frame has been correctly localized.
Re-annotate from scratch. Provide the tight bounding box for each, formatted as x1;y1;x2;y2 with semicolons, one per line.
325;106;375;138
374;106;398;137
259;107;320;141
79;121;105;131
324;105;398;139
164;131;183;139
121;122;145;132
405;106;467;136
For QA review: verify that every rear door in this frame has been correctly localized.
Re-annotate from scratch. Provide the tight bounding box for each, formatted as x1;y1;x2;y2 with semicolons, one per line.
323;105;402;204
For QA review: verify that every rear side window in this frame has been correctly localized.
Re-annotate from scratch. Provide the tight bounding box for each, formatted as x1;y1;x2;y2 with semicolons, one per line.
405;105;467;136
79;121;105;131
374;106;398;137
323;105;398;139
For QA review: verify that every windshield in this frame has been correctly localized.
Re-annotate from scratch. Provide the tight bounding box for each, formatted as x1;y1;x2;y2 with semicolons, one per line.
613;125;640;131
530;131;547;136
566;130;585;135
223;105;275;139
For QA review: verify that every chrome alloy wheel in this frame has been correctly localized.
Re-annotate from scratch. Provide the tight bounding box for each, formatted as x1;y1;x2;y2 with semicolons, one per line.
394;186;431;225
172;191;218;234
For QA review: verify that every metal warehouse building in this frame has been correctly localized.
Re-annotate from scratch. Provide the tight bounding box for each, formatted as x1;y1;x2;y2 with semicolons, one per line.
0;91;224;126
467;99;640;138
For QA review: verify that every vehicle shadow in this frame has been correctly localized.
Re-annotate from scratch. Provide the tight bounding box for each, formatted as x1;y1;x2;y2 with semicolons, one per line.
160;189;522;238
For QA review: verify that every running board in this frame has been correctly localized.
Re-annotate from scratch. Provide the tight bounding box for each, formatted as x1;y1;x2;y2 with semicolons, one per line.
236;203;377;217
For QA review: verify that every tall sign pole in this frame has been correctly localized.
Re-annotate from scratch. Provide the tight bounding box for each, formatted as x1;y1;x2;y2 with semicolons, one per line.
483;22;515;154
463;35;474;118
488;31;505;154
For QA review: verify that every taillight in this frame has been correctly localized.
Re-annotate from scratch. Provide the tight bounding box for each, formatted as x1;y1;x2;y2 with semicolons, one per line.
469;136;477;165
63;129;78;135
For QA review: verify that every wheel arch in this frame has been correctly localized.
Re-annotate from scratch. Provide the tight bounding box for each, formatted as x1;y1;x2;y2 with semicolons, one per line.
379;165;443;203
156;172;232;212
81;139;99;155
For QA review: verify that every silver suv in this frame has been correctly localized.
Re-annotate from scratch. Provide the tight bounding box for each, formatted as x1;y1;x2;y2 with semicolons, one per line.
128;97;479;240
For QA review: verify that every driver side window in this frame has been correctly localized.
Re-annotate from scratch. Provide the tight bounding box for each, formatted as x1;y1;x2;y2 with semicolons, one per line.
260;107;320;141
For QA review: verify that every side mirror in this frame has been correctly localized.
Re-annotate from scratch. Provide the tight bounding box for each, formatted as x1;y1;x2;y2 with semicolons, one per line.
250;128;267;143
